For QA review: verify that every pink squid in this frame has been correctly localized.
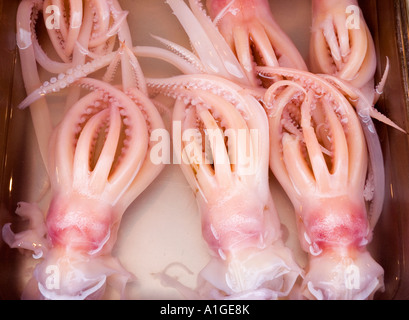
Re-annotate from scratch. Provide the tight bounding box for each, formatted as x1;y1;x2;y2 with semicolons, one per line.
4;75;165;299
4;1;166;299
205;0;308;86
4;43;166;298
147;0;306;86
259;66;384;300
16;0;130;166
124;0;303;299
310;0;377;91
136;0;305;89
117;0;302;299
309;0;406;240
148;73;302;299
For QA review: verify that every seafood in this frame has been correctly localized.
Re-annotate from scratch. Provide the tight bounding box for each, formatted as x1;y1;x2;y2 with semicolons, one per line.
16;0;130;166
150;74;301;299
309;0;406;237
3;0;166;299
310;0;377;90
16;0;254;109
259;66;384;300
148;0;306;87
155;0;251;85
4;75;165;299
136;0;302;299
206;0;308;85
3;0;402;301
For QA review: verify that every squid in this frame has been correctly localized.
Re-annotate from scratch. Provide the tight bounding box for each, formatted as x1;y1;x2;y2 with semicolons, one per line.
149;74;302;299
3;76;165;299
3;42;166;298
4;1;166;299
310;0;406;244
16;0;130;166
205;0;308;86
124;0;302;299
258;66;384;300
147;0;306;88
310;0;377;91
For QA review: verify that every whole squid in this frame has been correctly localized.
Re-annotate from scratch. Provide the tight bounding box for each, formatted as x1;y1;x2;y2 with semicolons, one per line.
259;66;384;300
4;0;166;299
3;76;166;299
150;74;301;299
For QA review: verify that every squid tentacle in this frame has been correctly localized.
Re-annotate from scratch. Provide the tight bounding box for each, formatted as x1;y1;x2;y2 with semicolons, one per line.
8;0;165;300
151;34;207;74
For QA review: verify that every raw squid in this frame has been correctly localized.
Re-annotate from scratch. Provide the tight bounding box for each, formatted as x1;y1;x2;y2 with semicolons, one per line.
310;0;376;90
3;0;166;299
206;0;308;85
149;0;307;87
310;0;406;238
131;0;302;299
3;76;165;299
3;44;166;298
156;0;251;85
149;74;301;299
15;0;129;167
4;0;398;301
259;66;384;300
